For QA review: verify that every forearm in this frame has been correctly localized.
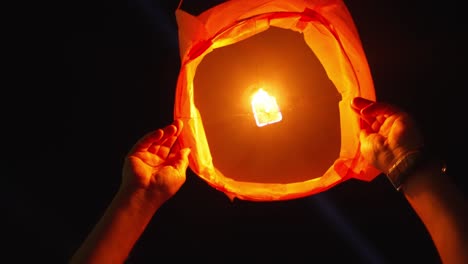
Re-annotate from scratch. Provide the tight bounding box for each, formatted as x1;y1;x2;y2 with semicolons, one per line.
402;160;468;264
69;187;163;264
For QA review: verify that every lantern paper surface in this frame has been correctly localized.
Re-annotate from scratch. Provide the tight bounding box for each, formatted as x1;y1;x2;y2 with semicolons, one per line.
174;0;380;201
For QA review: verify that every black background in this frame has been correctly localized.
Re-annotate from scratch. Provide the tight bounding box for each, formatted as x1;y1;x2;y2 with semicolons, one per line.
3;0;464;263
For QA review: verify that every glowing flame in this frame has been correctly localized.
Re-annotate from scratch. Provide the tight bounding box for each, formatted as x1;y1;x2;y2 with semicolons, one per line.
251;88;282;127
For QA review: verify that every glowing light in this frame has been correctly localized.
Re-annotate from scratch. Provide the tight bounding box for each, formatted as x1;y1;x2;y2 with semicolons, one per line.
251;88;282;127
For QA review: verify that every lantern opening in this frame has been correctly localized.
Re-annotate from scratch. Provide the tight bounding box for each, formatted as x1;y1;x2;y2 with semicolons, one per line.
251;88;282;127
193;27;341;184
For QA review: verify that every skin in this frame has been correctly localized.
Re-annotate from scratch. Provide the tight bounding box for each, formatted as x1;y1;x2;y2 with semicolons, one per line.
70;98;467;264
351;97;467;264
69;119;190;264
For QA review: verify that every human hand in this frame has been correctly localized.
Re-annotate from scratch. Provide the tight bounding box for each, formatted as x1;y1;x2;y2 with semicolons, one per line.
121;119;191;204
350;97;424;174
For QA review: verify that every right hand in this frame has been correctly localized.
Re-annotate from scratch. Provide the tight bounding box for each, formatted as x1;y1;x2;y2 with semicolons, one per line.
350;97;424;174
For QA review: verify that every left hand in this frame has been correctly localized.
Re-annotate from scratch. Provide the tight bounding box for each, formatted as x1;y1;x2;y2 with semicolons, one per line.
121;119;191;204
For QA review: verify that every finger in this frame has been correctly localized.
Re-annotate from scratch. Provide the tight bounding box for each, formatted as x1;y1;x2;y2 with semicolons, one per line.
173;119;184;137
358;102;399;128
361;102;399;118
375;115;386;124
359;117;372;131
379;113;401;134
173;120;186;151
143;120;184;156
351;97;376;126
158;136;178;158
169;137;181;154
360;113;376;129
371;119;382;132
172;148;191;172
351;97;374;114
157;122;183;158
360;124;374;138
148;123;177;154
164;122;178;136
147;141;159;154
129;129;164;154
368;115;386;132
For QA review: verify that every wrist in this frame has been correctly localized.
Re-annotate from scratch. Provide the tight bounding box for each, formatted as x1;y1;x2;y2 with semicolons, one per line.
385;149;427;191
116;186;165;213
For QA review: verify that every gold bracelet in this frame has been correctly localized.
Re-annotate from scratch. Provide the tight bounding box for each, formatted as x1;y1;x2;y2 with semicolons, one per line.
386;150;425;191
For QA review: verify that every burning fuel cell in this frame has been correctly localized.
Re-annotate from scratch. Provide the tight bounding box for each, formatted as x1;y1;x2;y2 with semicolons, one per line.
251;88;282;127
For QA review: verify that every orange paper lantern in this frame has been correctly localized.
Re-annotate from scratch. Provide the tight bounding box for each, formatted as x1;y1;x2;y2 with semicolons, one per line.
174;0;380;201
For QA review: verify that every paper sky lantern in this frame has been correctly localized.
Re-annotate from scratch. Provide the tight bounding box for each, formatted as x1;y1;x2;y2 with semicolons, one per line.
174;0;380;201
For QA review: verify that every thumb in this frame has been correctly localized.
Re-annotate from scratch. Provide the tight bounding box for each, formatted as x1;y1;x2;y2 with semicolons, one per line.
173;148;191;172
359;129;370;145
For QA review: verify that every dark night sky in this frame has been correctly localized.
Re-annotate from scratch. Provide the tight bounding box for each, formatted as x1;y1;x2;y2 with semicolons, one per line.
3;0;465;263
